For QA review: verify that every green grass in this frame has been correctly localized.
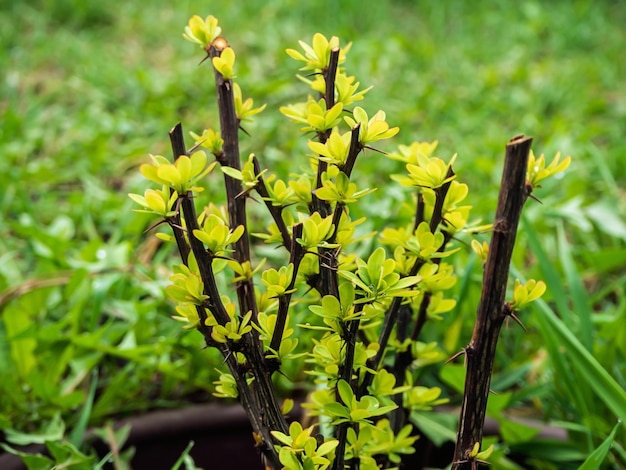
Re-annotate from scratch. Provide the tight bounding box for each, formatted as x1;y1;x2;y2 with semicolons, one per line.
1;0;625;467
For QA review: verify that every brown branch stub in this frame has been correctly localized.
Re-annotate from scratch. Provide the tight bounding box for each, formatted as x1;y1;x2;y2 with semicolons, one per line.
452;136;532;469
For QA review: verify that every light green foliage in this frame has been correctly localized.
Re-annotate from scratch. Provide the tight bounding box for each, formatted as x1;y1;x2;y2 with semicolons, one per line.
338;248;421;304
265;177;298;207
471;239;490;264
304;73;372;107
403;384;448;412
344;107;399;146
193;213;244;256
409;342;447;369
424;181;472;234
286;33;350;71
308;130;352;166
128;186;178;218
395;154;456;189
131;22;575;468
4;2;621;469
315;171;376;205
364;420;418;464
298;213;337;250
233;83;267;122
138;151;216;195
254;312;298;360
526;151;571;189
272;422;339;470
261;264;296;298
190;128;224;156
172;303;201;329
326;380;397;425
213;371;239;398
509;279;546;311
229;258;266;283
304;334;377;381
212;310;253;344
183;14;221;49
281;98;344;133
166;265;208;307
368;370;411;404
212;47;236;80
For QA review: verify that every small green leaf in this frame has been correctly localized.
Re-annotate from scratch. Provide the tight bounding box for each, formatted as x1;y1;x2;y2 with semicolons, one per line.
4;413;65;445
337;379;354;406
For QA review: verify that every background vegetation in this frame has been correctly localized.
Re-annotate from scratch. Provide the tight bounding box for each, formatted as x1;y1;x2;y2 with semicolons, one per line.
1;0;625;468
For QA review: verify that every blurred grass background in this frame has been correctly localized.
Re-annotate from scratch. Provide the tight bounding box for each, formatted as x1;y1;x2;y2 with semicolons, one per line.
1;0;625;467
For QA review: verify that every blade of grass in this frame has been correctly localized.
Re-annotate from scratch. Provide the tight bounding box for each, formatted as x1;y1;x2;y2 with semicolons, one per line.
515;221;595;434
556;221;593;350
170;441;201;470
578;421;622;470
534;298;626;423
68;368;98;447
522;216;576;332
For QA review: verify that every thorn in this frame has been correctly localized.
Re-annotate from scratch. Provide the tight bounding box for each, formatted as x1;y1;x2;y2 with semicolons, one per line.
187;139;206;154
144;219;169;233
222;349;233;364
446;348;467;364
169;222;185;231
510;312;528;332
363;145;388;155
239;125;251;136
198;54;211;66
235;188;253;199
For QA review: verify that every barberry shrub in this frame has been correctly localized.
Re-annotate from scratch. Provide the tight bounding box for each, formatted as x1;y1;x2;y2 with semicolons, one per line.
131;14;569;470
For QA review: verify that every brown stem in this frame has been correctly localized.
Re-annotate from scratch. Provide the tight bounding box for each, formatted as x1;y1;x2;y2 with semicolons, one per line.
430;166;455;233
311;47;341;217
340;124;362;178
184;183;287;469
452;135;532;469
307;49;342;300
363;167;455;395
268;223;305;364
179;196;230;327
252;155;292;249
413;192;425;232
208;38;258;323
206;39;289;468
175;179;282;466
332;304;364;470
325;48;340;109
167;123;191;264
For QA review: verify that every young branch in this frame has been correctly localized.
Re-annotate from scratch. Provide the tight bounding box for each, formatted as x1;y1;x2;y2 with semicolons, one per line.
333;304;364;470
311;47;341;217
341;124;362;178
268;223;305;366
308;48;341;300
167;123;191;264
208;38;258;322
362;167;455;395
452;135;532;469
252;155;292;249
325;48;340;109
168;120;283;467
